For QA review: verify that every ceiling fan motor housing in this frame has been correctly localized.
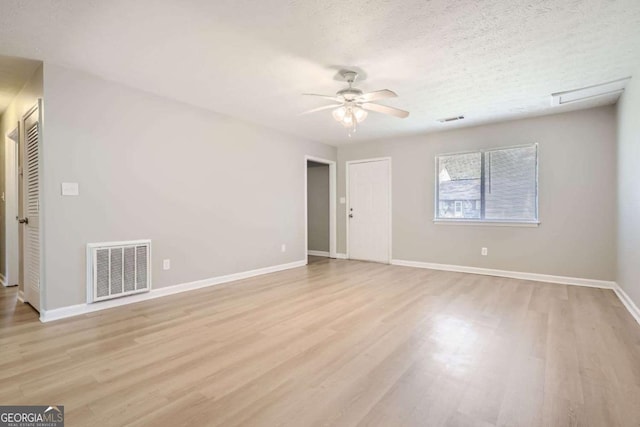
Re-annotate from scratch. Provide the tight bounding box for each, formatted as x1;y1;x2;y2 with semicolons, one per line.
337;70;363;100
337;87;364;101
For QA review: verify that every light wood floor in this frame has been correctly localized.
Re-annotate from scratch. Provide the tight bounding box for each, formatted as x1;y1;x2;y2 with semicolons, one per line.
1;257;640;426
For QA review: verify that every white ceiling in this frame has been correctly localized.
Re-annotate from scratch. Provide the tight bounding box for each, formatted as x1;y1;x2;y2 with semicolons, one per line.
1;0;639;145
0;55;41;115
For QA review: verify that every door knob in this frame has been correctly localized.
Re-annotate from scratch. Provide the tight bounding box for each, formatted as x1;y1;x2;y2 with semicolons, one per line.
18;217;28;224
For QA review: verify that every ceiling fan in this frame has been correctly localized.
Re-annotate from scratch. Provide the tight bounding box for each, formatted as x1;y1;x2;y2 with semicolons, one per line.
302;70;409;136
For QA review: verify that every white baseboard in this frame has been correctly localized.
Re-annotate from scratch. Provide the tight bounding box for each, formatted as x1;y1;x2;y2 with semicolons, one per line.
614;283;640;325
17;290;25;303
335;253;348;259
390;259;616;289
391;259;640;326
40;259;307;323
308;250;330;257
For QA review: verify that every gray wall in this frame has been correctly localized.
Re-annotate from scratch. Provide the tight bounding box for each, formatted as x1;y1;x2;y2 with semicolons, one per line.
0;64;43;287
42;63;336;310
617;75;640;307
337;106;617;281
307;162;329;252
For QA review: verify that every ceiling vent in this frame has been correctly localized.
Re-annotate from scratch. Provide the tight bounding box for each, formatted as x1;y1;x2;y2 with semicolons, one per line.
551;77;630;106
438;115;465;123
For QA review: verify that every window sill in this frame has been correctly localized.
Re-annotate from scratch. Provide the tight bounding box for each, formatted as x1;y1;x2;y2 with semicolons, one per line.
433;219;540;228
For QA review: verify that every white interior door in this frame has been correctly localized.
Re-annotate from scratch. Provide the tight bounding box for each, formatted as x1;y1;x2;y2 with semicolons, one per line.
348;159;390;263
22;105;41;311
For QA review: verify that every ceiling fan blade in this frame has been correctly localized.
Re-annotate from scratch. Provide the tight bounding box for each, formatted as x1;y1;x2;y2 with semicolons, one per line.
302;93;341;102
359;89;397;102
362;102;410;118
300;104;342;115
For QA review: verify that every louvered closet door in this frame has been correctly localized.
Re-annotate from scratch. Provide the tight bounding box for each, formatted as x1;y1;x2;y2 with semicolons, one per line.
23;104;41;312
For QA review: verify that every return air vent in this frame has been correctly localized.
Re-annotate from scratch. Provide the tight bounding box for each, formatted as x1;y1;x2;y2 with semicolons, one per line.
438;115;465;123
551;77;630;106
87;240;151;303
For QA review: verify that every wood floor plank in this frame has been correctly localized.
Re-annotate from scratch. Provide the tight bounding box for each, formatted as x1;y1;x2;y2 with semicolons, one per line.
1;257;639;426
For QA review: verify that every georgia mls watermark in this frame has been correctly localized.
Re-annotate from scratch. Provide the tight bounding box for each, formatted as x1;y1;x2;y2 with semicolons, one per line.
0;406;64;427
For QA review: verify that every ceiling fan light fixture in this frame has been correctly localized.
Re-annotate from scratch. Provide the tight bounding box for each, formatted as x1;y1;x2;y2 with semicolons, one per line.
332;106;347;121
353;106;367;122
341;113;354;127
302;69;408;136
333;105;367;128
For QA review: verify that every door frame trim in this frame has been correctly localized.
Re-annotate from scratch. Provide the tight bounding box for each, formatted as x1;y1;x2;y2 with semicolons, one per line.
345;157;392;263
304;155;337;260
4;125;20;287
37;98;46;316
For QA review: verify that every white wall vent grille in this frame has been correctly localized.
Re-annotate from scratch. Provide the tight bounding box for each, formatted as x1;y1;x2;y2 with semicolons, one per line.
87;240;151;303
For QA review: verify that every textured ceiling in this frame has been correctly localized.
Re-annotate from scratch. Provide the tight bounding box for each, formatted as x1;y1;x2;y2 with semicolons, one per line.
1;0;639;145
0;56;41;115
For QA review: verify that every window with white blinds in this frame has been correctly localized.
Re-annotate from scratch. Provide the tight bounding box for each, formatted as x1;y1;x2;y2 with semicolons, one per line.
435;144;538;223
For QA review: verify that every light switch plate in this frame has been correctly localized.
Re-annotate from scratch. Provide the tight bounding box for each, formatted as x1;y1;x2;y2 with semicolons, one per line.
61;182;79;196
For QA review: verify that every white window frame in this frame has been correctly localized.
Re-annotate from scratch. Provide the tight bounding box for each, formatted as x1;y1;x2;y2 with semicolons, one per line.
434;143;540;227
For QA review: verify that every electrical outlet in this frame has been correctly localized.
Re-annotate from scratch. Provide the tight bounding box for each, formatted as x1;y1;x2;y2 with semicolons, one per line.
481;247;488;256
281;244;286;253
163;259;171;270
